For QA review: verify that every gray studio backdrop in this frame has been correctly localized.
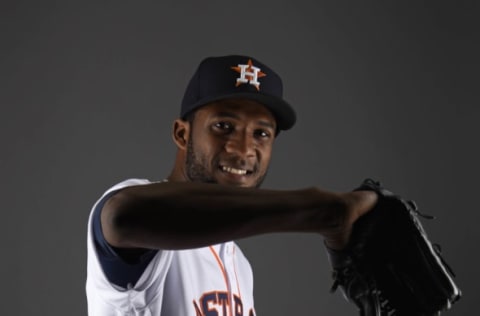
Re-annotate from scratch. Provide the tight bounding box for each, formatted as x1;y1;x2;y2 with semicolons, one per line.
1;1;478;315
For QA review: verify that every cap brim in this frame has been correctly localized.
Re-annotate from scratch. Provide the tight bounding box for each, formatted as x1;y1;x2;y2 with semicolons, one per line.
183;92;296;131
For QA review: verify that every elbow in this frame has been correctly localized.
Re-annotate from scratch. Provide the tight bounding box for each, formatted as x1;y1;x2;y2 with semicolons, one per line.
101;191;139;248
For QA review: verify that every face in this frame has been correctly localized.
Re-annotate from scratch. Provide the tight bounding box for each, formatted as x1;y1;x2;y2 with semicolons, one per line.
183;99;277;188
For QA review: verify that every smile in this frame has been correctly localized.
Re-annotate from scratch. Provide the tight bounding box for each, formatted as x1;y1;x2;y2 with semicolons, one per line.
220;166;250;175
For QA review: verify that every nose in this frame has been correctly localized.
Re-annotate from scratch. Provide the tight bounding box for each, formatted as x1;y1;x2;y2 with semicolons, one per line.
224;133;256;158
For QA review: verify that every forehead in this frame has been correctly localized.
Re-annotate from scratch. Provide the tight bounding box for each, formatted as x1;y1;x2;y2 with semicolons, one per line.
195;99;276;124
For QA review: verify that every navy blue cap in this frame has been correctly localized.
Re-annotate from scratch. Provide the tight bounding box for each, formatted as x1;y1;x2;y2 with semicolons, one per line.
180;55;296;131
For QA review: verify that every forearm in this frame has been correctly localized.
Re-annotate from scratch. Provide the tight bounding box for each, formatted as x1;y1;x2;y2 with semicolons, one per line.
101;182;350;250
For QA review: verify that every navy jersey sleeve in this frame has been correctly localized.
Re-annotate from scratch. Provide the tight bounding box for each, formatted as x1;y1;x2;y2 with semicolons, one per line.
92;190;158;288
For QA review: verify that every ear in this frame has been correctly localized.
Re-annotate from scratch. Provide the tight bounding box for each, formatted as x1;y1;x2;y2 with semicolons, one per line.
172;119;190;150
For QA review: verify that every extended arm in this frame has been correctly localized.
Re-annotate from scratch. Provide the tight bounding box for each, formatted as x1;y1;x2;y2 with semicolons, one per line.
101;181;377;251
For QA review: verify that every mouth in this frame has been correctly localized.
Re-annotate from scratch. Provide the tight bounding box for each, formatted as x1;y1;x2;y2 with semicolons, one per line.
219;165;254;176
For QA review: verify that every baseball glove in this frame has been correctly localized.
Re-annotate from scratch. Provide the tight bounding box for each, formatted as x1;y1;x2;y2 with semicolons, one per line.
325;178;461;316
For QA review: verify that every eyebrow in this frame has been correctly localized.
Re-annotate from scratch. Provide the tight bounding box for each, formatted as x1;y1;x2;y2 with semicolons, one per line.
214;111;276;130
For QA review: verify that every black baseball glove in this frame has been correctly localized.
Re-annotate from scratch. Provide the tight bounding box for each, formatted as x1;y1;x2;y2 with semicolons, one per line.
325;179;461;315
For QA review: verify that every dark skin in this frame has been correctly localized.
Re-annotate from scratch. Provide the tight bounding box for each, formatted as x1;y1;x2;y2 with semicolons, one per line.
101;98;377;252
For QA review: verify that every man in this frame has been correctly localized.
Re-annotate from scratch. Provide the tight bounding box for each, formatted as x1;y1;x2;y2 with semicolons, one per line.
86;55;377;316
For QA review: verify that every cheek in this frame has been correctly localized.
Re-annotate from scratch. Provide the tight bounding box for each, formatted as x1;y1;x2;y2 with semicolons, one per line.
194;135;223;161
258;146;273;165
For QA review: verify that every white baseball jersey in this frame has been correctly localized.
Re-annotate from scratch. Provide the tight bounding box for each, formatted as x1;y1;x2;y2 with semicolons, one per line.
86;178;256;316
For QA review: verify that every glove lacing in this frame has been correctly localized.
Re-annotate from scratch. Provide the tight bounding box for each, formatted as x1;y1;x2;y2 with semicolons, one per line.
330;267;398;316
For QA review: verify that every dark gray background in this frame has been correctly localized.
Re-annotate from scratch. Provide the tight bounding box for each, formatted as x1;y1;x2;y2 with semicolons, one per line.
1;1;478;315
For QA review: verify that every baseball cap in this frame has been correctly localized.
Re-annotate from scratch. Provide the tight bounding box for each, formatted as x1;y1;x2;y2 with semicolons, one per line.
180;55;296;131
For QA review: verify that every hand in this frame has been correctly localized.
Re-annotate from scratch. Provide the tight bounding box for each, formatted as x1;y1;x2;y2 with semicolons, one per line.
323;190;378;250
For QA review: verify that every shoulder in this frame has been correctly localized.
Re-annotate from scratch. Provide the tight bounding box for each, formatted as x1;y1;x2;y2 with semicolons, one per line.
104;178;153;194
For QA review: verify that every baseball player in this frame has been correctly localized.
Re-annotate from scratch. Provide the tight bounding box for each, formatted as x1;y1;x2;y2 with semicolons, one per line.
86;55;377;316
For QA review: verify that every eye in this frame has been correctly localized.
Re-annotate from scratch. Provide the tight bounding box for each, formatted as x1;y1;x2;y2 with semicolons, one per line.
213;121;233;133
254;129;272;139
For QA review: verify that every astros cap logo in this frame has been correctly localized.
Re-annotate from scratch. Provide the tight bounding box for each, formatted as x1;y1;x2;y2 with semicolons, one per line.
231;59;266;91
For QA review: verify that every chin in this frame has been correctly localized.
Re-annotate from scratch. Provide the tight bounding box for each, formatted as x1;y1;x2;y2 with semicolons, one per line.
216;176;256;188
